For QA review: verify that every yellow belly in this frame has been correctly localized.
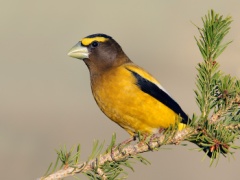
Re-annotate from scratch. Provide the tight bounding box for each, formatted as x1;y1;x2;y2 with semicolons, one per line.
91;65;179;136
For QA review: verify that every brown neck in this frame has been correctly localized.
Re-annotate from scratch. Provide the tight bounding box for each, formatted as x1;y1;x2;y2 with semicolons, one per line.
84;54;131;77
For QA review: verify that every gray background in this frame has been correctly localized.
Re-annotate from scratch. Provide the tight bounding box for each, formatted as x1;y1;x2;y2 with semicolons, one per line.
1;1;240;179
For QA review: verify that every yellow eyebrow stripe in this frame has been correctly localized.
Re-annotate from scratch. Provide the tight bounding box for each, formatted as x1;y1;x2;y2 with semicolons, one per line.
81;37;108;46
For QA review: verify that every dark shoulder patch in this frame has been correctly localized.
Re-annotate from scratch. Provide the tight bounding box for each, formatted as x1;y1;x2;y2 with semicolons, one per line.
126;68;189;124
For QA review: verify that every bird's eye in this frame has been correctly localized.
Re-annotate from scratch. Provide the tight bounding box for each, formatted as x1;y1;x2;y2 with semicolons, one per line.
91;41;99;48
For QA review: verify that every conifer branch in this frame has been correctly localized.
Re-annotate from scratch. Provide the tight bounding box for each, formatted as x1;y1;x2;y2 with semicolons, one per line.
38;127;194;180
38;10;240;180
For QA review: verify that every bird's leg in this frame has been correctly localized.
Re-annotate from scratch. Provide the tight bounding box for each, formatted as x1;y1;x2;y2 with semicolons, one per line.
117;135;137;155
144;134;156;150
145;128;165;150
111;135;136;161
131;132;155;150
120;136;135;146
158;128;165;134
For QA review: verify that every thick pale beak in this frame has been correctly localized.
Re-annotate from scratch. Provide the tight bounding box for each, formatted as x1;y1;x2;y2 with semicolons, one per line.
67;42;89;60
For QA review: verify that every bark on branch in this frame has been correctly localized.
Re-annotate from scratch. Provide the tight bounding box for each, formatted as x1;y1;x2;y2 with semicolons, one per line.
38;127;194;180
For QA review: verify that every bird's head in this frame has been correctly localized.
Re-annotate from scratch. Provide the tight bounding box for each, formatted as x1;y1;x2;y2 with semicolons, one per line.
68;33;130;73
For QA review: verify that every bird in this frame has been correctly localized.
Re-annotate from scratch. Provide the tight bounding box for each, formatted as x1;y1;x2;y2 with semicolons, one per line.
67;33;190;137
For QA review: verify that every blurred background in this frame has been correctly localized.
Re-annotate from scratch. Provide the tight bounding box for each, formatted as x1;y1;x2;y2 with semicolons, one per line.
1;1;240;179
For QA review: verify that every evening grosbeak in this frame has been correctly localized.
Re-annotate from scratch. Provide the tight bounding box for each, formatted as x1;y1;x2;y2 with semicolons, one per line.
67;33;190;137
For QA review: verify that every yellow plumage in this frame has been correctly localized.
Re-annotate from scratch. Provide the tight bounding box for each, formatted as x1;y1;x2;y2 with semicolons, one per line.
68;33;189;136
92;63;179;135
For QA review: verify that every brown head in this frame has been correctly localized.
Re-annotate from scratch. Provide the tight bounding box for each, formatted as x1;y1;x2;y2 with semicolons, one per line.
68;33;131;76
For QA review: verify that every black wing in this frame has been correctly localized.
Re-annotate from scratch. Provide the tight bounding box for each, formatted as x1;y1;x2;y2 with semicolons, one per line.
126;68;189;124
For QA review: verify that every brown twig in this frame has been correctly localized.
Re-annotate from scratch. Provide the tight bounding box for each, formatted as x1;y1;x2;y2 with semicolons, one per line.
38;127;194;180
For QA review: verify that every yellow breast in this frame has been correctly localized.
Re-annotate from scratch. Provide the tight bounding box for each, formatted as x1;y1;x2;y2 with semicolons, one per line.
91;64;179;136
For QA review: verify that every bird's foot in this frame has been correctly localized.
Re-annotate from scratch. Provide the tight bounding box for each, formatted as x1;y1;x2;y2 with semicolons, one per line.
144;129;165;150
111;136;135;161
